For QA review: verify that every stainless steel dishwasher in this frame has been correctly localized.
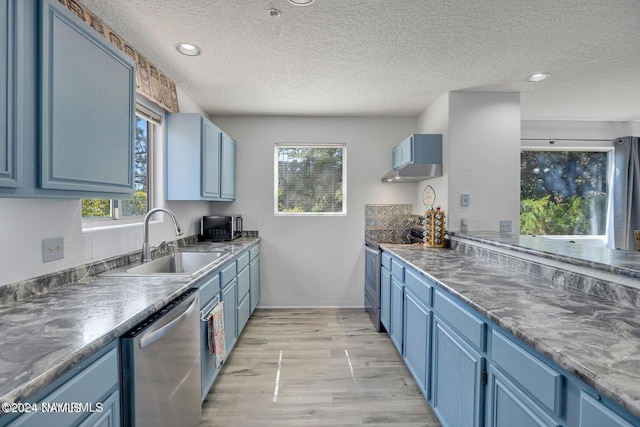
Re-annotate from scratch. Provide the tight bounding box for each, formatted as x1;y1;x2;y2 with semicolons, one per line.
121;288;201;427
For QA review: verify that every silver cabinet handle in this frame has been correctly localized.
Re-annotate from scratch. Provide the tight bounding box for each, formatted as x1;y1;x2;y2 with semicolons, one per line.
139;297;198;349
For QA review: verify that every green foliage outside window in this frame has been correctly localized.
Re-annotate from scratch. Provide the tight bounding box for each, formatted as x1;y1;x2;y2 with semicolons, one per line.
81;198;111;218
277;146;345;214
520;151;608;235
81;114;150;219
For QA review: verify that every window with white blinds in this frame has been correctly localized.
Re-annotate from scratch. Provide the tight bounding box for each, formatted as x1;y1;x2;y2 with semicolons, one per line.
274;144;346;215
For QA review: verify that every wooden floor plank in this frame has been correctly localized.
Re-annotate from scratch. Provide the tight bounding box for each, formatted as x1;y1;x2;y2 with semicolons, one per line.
200;308;441;426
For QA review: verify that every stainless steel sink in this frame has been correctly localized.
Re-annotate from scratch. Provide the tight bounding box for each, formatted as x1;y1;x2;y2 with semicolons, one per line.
105;251;231;276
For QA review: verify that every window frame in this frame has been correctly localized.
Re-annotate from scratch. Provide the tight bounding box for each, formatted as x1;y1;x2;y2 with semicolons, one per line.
81;103;160;228
274;143;347;217
520;139;614;246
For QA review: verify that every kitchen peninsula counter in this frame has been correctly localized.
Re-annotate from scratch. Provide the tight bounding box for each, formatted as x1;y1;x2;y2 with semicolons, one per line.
0;237;259;409
380;236;640;420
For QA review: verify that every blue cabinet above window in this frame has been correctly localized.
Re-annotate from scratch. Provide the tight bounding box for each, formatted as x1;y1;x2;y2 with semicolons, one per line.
166;113;236;201
0;0;135;199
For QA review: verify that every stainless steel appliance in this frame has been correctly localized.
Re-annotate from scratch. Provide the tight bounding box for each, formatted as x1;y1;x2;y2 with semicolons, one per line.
121;288;201;427
200;215;243;241
364;238;382;331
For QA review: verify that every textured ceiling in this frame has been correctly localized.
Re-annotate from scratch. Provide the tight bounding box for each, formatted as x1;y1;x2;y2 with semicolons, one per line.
80;0;640;121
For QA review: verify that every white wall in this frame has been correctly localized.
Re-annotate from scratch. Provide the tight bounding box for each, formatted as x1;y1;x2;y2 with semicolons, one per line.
522;119;640;141
210;116;416;307
0;88;212;287
416;92;450;214
415;91;521;233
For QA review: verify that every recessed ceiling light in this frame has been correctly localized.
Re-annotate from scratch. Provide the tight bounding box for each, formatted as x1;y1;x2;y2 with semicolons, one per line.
176;42;201;56
527;73;551;82
288;0;316;5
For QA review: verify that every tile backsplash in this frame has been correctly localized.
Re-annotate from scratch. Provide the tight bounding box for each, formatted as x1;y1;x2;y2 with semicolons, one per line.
365;204;416;243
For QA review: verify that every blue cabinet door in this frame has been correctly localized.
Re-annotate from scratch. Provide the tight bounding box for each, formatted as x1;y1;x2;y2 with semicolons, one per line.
403;289;431;398
77;390;120;427
221;278;238;352
220;132;235;200
380;266;391;331
250;256;260;313
431;315;485;427
487;365;561;427
578;392;634;427
0;0;21;189
201;120;221;198
390;276;404;354
39;0;135;194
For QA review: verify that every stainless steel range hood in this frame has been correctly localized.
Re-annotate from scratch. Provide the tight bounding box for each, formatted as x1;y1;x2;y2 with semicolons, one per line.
381;163;443;182
382;134;443;182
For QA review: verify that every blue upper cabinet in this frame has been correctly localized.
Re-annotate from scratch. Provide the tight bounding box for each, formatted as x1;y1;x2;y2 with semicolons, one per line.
0;0;135;198
202;119;222;199
0;1;22;189
167;113;236;201
39;0;134;194
220;132;235;201
392;134;442;170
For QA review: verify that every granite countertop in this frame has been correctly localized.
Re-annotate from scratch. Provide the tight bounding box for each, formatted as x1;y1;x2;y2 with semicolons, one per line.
0;237;259;407
451;230;640;281
380;241;640;419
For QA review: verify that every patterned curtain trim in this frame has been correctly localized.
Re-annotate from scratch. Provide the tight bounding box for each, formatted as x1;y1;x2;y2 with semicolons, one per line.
59;0;180;113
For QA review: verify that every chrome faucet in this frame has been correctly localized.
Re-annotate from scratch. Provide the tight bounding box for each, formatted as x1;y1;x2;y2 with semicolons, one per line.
142;208;183;263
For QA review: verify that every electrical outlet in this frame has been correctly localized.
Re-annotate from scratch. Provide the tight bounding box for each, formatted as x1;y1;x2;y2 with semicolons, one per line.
460;193;470;206
42;237;64;262
499;220;512;233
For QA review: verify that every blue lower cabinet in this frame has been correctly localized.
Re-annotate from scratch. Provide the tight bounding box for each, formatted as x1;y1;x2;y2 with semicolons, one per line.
403;289;431;398
77;391;120;427
487;365;561;427
490;330;563;418
237;293;250;333
578;392;634;427
221;278;238;352
431;315;485;427
380;266;391;331
200;295;220;402
3;342;120;427
389;276;404;354
249;255;260;313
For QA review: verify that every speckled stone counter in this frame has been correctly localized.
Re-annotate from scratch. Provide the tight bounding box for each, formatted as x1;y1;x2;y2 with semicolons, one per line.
380;238;640;419
451;230;640;281
0;237;259;407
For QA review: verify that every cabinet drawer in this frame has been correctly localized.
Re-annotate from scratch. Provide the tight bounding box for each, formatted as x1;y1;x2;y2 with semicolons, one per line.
199;273;220;309
249;244;260;260
405;267;432;307
433;289;486;351
220;261;237;287
491;331;563;417
391;259;404;282
381;252;391;270
236;251;250;271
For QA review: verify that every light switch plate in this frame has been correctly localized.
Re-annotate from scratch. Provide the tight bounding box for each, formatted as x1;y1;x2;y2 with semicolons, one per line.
461;194;470;206
43;237;64;262
499;220;512;233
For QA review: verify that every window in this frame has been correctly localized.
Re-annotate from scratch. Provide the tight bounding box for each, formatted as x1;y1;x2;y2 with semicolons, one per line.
81;106;157;221
520;146;612;238
275;144;346;215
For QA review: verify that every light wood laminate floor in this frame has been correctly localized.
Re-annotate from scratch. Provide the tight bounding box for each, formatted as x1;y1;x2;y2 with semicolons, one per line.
200;308;441;426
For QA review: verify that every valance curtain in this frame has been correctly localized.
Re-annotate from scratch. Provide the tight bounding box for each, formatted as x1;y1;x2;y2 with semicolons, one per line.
613;136;640;250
